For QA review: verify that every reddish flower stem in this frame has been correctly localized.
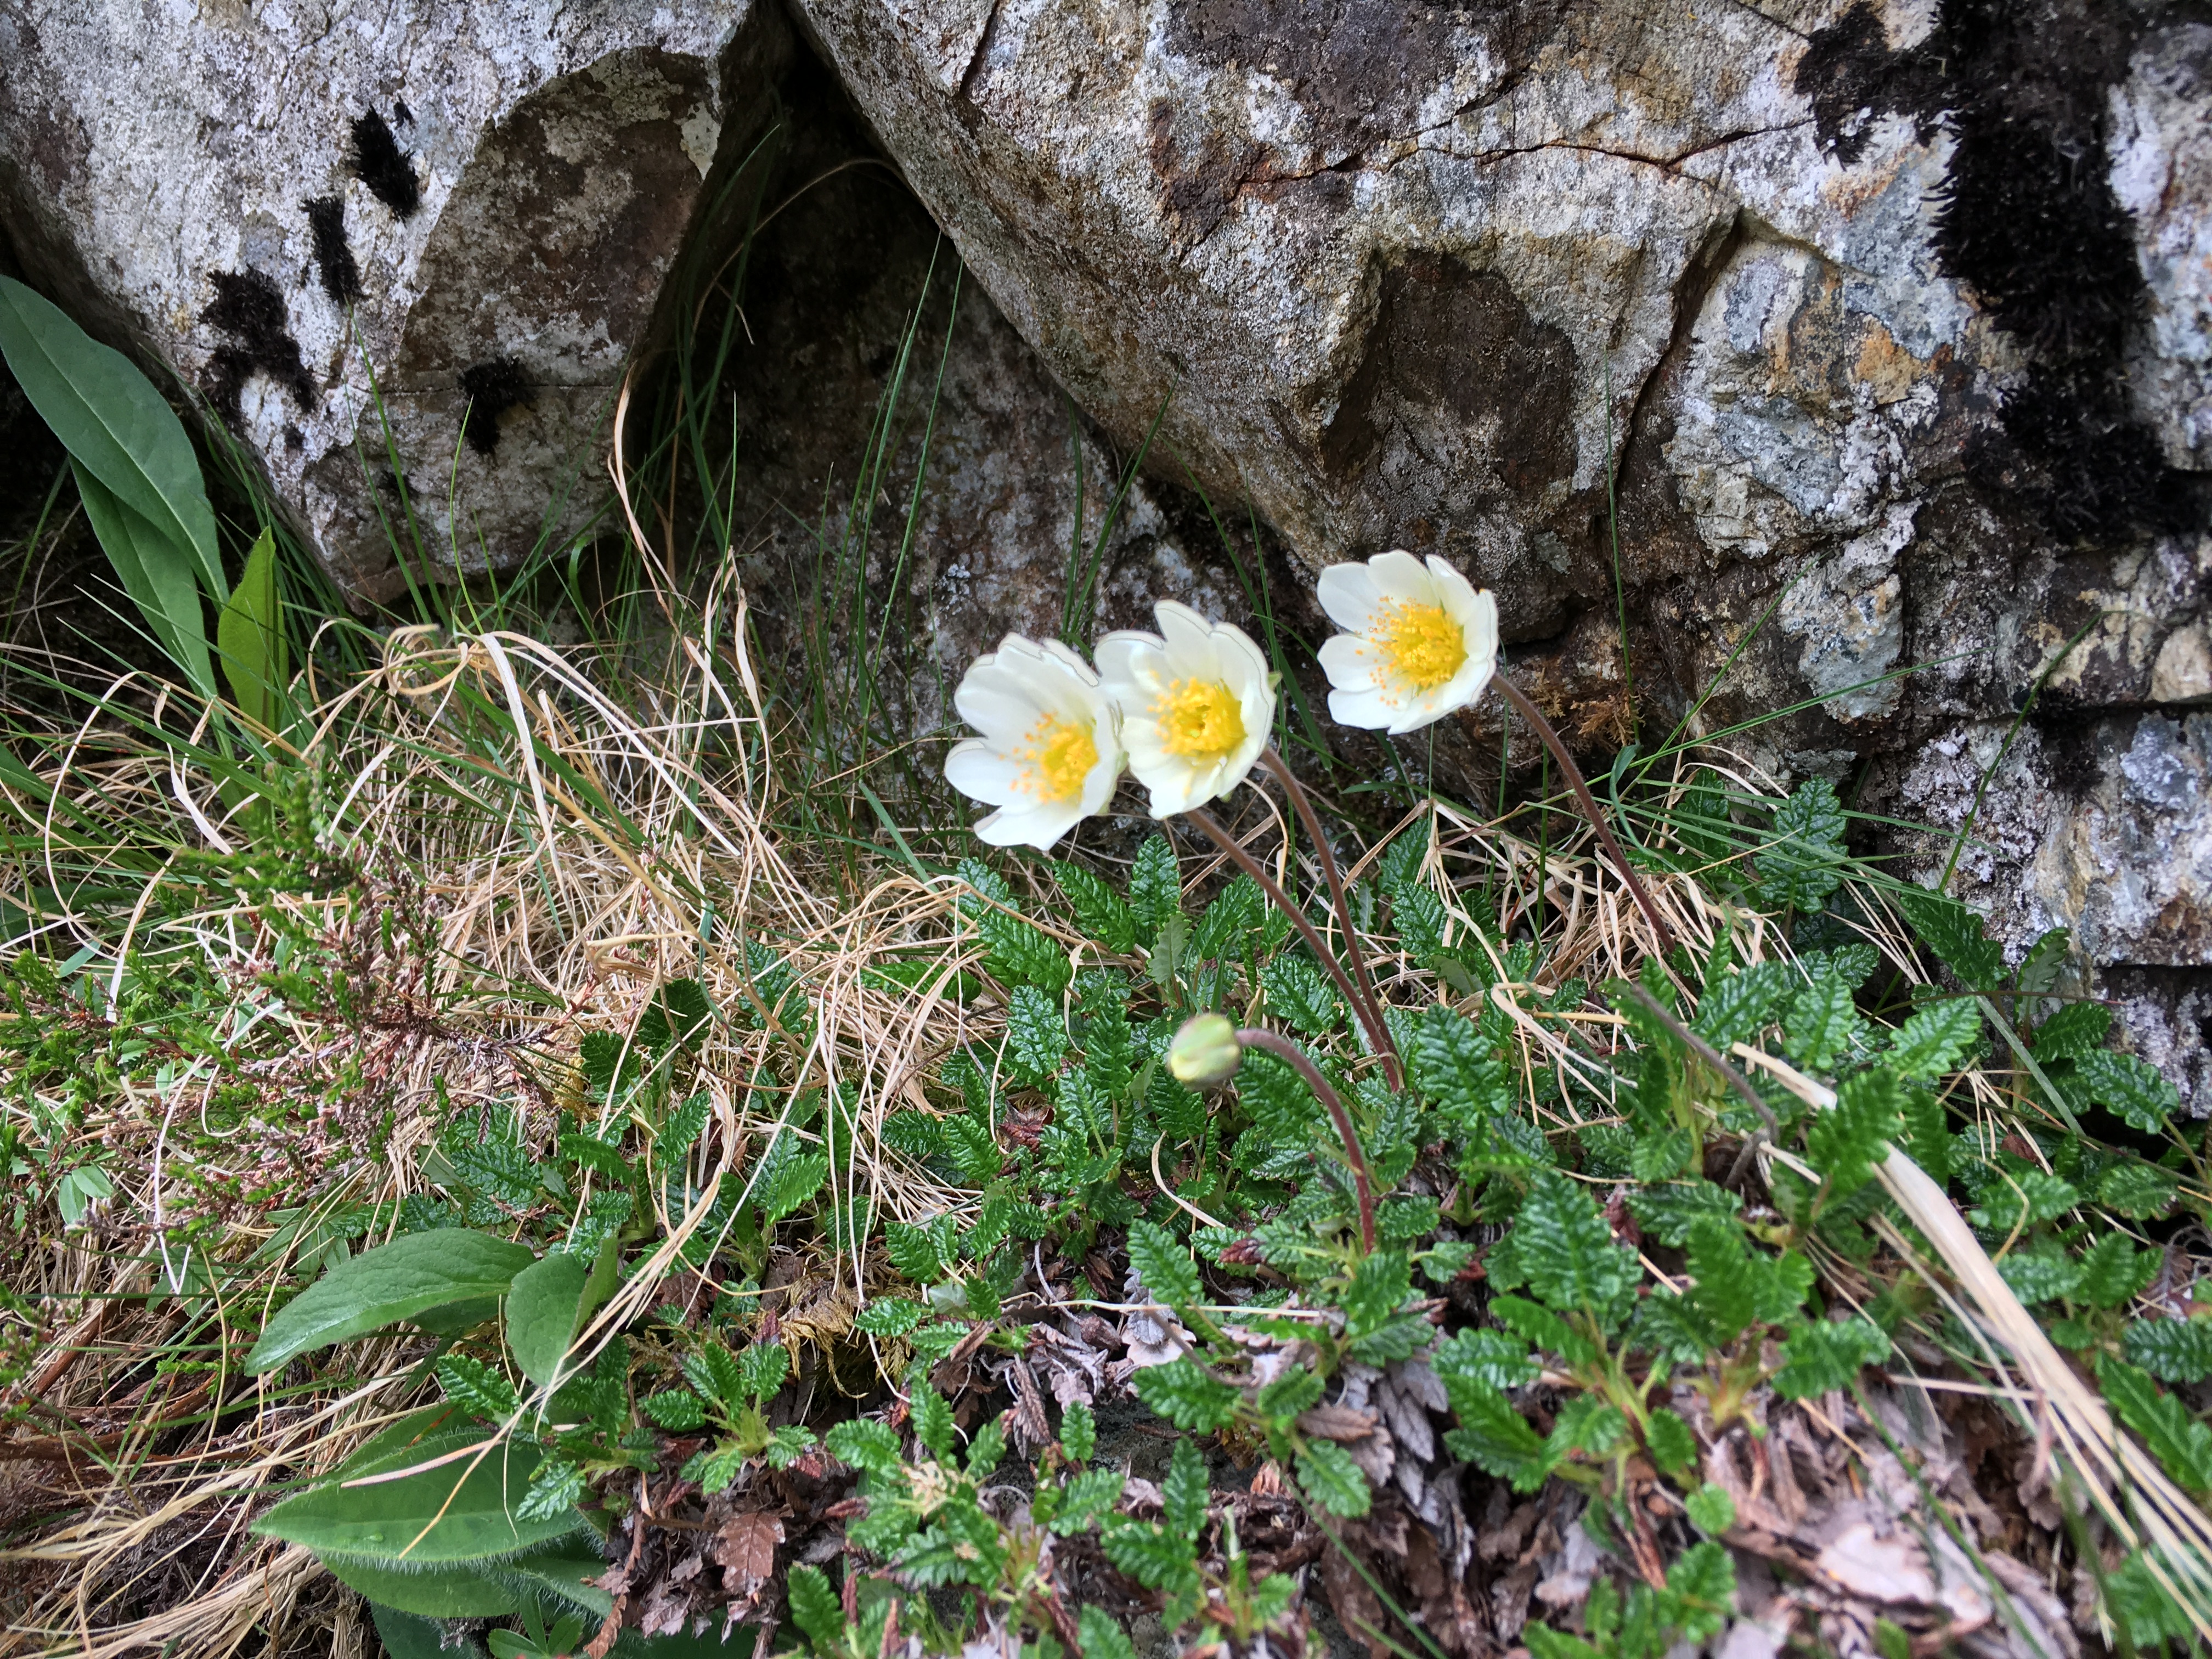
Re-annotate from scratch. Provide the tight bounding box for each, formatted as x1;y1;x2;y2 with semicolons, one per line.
1493;673;1675;958
1235;1025;1378;1254
1184;808;1403;1091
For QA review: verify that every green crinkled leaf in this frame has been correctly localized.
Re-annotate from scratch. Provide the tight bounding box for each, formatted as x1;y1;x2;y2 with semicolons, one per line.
1967;1171;2080;1235
910;1385;956;1459
1103;1520;1199;1591
1996;1246;2083;1307
884;1218;953;1284
1772;1317;1889;1399
2100;1161;2179;1220
1060;1399;1097;1464
1684;1482;1736;1536
436;1355;520;1423
1434;1327;1539;1398
1892;886;2006;989
786;1563;845;1649
247;1229;535;1373
1625;1180;1742;1248
1806;1068;1903;1199
1056;860;1137;953
1888;998;1982;1079
2102;1553;2201;1651
1296;1438;1372;1516
1133;1358;1240;1430
1645;1409;1697;1476
2078;1233;2161;1308
1684;1216;1757;1343
2030;1001;2112;1062
250;1410;577;1566
1076;1606;1139;1659
1127;836;1182;946
642;1390;707;1431
1666;1539;1737;1640
2098;1356;2212;1494
1003;984;1068;1083
1693;961;1792;1052
1260;953;1342;1037
1487;1293;1598;1367
1550;1396;1628;1457
1515;1170;1637;1330
1756;778;1847;912
1440;1376;1549;1492
1406;1005;1509;1129
1630;1126;1693;1182
2076;1050;2182;1135
1163;1436;1210;1536
1127;1219;1203;1308
824;1418;905;1480
2124;1318;2212;1383
1051;1465;1126;1534
1784;969;1864;1073
854;1297;927;1336
1257;1369;1327;1420
515;1455;585;1523
1342;1250;1413;1337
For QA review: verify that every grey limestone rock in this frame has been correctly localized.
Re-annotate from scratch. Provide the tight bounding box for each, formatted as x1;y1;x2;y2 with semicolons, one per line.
0;0;786;599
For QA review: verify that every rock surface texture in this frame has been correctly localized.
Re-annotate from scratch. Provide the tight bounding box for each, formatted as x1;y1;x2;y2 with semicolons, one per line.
0;0;785;598
787;0;2212;1099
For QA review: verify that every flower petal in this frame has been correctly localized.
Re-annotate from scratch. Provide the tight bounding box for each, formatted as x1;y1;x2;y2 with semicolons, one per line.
1328;684;1398;730
946;739;1024;805
1153;601;1226;682
1316;562;1385;634
1368;549;1436;605
1317;631;1378;691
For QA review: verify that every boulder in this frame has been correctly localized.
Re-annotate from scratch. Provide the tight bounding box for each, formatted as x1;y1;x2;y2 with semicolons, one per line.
789;0;2212;1097
0;0;789;599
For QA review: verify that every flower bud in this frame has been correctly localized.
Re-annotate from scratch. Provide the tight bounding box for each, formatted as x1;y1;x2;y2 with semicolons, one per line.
1168;1013;1243;1087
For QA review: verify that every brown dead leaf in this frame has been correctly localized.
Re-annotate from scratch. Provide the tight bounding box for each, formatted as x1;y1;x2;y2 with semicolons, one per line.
710;1510;783;1587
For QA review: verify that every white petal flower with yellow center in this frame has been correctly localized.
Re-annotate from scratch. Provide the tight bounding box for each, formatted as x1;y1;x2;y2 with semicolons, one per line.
944;634;1125;849
1097;600;1276;817
1315;550;1499;734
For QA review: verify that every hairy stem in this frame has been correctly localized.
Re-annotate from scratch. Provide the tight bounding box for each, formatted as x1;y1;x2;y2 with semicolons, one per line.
1184;808;1403;1090
1260;745;1393;1086
1493;674;1675;957
1235;1025;1378;1253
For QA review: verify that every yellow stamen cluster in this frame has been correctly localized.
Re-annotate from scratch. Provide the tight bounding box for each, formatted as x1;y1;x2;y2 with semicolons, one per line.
1370;600;1466;691
1153;678;1245;760
1014;715;1099;801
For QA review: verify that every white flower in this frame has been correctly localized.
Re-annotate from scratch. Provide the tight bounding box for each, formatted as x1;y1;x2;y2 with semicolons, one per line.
1097;600;1275;816
1315;551;1499;734
944;634;1125;849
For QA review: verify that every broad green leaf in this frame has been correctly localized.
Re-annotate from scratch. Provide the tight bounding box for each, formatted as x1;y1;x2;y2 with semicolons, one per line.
1524;1628;1604;1659
252;1410;577;1565
1550;1396;1628;1457
327;1555;520;1617
1256;1369;1327;1419
1434;1327;1540;1397
2103;1553;2202;1650
2124;1319;2212;1383
2076;1051;2181;1135
217;526;285;727
1517;1170;1637;1330
0;276;223;597
1692;961;1791;1052
1127;1220;1203;1307
74;461;216;697
1407;1005;1509;1128
369;1605;472;1659
1295;1439;1371;1517
505;1251;588;1390
1684;1217;1757;1343
515;1455;585;1522
1772;1317;1888;1398
247;1229;534;1373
